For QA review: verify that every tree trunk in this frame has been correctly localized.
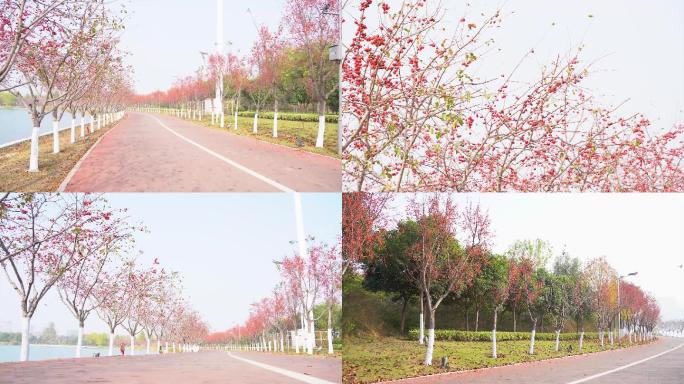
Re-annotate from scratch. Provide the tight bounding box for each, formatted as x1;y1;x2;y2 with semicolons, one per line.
80;113;85;138
253;110;259;134
419;293;425;344
315;100;325;148
579;330;585;351
273;98;279;138
146;334;151;354
29;124;40;172
400;296;408;334
513;308;517;332
130;335;135;356
70;116;75;144
475;308;480;332
108;332;115;356
52;115;60;154
76;325;84;358
529;320;537;355
492;310;498;358
327;306;334;354
20;316;31;361
554;329;560;352
424;310;436;366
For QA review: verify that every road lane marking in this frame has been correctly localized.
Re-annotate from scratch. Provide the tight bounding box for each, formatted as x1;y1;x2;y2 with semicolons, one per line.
565;341;684;384
227;352;337;384
148;114;295;193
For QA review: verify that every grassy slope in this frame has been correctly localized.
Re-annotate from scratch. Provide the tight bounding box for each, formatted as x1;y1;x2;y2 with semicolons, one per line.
0;122;117;192
188;113;339;158
343;337;654;384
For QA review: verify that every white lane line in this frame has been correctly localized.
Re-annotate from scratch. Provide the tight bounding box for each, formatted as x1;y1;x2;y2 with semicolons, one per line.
226;352;337;384
565;342;684;384
148;114;294;193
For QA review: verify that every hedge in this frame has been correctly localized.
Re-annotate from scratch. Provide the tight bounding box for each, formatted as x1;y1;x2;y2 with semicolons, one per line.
237;111;338;123
407;329;600;342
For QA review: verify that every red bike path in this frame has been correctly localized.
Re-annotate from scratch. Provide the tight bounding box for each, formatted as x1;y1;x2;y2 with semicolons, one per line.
0;350;341;384
62;112;341;192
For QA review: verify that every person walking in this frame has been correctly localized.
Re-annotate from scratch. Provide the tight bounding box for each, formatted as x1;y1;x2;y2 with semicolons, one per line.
120;342;126;356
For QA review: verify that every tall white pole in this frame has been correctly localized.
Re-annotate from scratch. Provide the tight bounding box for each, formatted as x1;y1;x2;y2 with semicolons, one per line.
216;0;225;127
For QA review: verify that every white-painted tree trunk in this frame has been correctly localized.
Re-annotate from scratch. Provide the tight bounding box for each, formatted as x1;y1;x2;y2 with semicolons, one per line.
529;327;536;355
20;316;31;361
108;333;115;356
211;112;215;125
70;118;76;144
156;339;161;354
52;119;60;153
165;341;169;353
579;331;585;351
600;330;605;347
273;112;278;138
555;330;561;352
315;115;325;147
29;127;40;172
234;111;238;130
76;326;84;358
80;115;85;138
220;112;225;128
146;335;151;354
424;328;435;366
492;329;497;358
327;328;333;354
253;113;258;134
172;342;176;353
130;336;135;356
280;333;284;352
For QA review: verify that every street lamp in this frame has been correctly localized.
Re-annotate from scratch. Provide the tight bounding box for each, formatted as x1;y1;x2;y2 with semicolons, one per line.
617;271;638;341
323;4;342;156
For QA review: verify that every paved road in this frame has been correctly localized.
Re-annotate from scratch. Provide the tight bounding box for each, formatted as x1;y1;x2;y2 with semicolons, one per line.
383;337;684;384
0;351;341;384
63;112;341;192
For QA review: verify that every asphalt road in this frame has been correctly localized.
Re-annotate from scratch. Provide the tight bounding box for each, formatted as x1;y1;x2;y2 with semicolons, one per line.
382;337;684;384
0;351;341;384
62;112;341;192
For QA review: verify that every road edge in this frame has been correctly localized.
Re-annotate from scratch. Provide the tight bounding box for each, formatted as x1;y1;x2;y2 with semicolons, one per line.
57;115;127;192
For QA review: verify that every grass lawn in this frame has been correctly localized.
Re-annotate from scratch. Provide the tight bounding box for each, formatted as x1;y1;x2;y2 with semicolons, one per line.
0;121;118;192
342;337;655;384
186;113;339;158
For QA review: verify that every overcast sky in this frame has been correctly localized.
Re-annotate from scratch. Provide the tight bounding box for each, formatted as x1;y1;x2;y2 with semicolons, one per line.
115;0;286;94
342;0;684;130
0;193;341;336
388;193;684;322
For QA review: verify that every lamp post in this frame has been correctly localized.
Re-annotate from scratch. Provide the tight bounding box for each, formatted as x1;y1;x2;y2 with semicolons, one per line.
323;4;342;156
617;271;638;341
215;0;225;128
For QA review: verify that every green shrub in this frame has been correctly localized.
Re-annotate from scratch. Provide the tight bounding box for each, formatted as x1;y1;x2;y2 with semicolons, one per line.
407;329;600;342
237;111;338;123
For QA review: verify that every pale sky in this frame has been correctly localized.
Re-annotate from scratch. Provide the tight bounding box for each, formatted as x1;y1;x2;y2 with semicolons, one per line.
0;193;341;336
114;0;286;94
342;0;684;130
389;193;684;322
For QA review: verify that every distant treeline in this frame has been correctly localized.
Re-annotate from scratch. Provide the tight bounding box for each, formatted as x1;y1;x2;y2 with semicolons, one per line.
0;92;17;106
0;323;143;347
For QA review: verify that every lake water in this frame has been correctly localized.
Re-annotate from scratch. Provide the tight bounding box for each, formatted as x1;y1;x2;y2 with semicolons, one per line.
0;108;92;148
0;344;111;363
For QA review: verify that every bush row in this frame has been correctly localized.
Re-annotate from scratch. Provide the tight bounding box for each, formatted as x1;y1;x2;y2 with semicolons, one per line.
237;111;338;123
407;329;600;342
